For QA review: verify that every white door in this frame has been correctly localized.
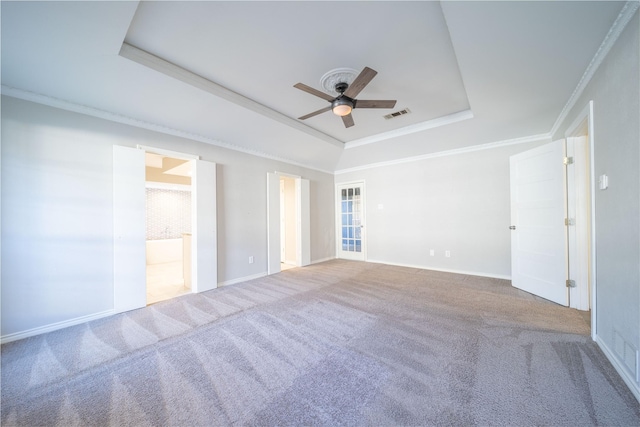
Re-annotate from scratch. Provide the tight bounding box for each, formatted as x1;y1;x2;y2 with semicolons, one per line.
510;140;567;306
113;146;146;313
296;178;311;267
267;173;282;275
280;180;286;262
337;183;365;261
192;159;217;292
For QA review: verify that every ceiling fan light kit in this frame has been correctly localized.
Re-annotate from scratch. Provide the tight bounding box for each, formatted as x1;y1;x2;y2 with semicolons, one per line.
332;98;353;117
294;66;397;128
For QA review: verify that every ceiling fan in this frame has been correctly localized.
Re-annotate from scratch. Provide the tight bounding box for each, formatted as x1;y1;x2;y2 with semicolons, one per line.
294;67;397;128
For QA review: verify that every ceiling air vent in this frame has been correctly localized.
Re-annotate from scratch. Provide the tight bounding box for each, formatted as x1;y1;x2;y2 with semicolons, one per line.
384;108;411;120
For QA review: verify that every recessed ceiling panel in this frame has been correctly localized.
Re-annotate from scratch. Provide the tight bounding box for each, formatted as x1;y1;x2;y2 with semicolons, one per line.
124;1;470;142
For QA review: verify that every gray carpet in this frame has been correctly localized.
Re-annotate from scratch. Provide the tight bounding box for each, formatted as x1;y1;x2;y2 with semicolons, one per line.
2;260;639;426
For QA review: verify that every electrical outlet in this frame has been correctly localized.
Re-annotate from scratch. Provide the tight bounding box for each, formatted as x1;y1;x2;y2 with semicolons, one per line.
445;250;451;258
429;249;435;256
249;256;254;264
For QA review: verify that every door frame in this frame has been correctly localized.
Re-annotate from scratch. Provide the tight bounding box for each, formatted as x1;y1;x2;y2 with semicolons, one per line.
267;172;310;275
335;180;366;261
138;145;217;294
113;145;217;313
564;101;596;338
280;179;286;263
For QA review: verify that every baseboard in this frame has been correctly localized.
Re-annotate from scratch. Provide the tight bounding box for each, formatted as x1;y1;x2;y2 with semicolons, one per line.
218;259;336;287
1;309;115;344
218;271;268;287
596;335;640;403
365;258;511;281
311;256;335;265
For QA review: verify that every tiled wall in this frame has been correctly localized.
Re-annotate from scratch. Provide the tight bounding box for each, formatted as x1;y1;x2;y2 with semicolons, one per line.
146;188;192;240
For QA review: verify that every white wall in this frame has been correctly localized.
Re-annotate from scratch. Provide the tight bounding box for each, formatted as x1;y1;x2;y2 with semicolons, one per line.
552;10;640;398
336;140;547;278
2;98;116;336
1;96;335;338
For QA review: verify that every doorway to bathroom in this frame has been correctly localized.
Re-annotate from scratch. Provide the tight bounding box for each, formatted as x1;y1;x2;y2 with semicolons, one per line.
144;152;193;304
113;145;217;314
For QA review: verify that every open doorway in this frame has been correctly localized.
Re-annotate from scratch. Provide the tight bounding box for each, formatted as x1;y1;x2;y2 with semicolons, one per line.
280;176;298;271
113;145;217;313
144;152;193;304
267;172;311;275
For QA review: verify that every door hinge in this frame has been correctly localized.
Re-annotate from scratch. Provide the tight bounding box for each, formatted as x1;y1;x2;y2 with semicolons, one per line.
565;218;575;226
563;157;574;165
566;279;576;288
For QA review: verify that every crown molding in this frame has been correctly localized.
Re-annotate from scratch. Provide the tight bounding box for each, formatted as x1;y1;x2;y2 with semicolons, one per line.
344;109;474;149
1;85;335;175
119;43;344;149
335;133;551;175
550;1;639;136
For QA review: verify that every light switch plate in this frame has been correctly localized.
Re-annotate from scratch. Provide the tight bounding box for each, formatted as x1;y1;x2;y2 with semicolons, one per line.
599;174;608;190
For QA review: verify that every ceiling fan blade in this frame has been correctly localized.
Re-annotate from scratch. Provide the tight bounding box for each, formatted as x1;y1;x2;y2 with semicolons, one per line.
298;106;332;120
355;100;397;109
344;67;377;98
294;83;334;101
342;113;355;128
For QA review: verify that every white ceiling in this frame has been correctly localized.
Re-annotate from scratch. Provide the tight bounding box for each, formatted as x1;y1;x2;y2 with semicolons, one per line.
1;1;626;173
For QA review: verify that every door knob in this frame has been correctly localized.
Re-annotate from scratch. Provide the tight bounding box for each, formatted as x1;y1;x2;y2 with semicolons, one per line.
509;226;516;230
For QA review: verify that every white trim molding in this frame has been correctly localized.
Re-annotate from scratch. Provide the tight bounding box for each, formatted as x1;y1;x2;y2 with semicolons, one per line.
344;109;474;149
311;257;335;265
138;145;200;160
336;133;550;175
0;85;335;175
596;336;640;403
1;310;115;344
119;43;343;149
366;259;512;281
550;1;639;136
218;272;268;287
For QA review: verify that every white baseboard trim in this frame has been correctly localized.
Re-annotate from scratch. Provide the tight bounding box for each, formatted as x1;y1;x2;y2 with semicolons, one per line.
365;259;511;281
218;259;336;287
218;271;268;287
311;256;335;265
1;309;116;344
596;335;640;403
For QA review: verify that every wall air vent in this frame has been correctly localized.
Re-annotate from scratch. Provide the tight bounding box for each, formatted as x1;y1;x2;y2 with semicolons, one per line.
384;108;411;120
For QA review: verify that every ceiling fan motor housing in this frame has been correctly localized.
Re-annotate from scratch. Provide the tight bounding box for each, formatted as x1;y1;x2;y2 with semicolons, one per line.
333;82;355;112
334;82;349;94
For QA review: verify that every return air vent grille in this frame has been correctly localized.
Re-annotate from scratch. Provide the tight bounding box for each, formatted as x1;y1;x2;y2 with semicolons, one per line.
384;108;411;120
